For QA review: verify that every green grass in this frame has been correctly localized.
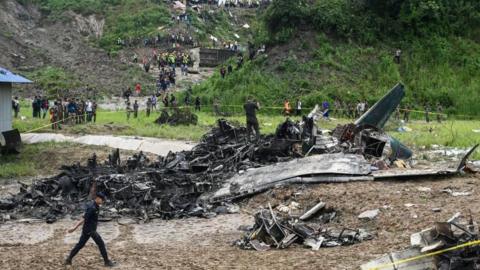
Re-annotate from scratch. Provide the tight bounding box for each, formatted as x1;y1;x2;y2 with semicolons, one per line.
0;142;68;179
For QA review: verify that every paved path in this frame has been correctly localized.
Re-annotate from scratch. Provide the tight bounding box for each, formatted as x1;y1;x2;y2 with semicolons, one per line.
22;133;194;156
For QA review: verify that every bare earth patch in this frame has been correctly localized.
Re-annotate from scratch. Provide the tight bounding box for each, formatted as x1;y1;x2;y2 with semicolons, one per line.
0;175;478;269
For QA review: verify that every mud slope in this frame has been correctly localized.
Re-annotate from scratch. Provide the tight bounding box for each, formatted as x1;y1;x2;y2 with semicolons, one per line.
0;0;145;94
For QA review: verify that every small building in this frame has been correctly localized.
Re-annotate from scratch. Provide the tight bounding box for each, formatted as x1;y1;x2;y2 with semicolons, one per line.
0;67;32;133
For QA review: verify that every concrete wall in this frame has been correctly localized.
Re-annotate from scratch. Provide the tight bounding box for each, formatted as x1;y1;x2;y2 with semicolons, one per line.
199;48;237;67
0;83;13;133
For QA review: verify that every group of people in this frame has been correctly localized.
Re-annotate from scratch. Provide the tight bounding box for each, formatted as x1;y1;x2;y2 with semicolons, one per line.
30;96;50;119
123;90;202;120
136;50;191;75
190;0;271;8
156;68;178;92
395;103;444;123
21;96;97;130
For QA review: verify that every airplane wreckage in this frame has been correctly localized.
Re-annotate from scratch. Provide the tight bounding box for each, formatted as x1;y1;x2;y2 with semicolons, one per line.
1;84;478;226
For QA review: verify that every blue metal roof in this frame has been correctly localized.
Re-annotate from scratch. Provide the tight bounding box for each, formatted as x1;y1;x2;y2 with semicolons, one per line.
0;67;32;84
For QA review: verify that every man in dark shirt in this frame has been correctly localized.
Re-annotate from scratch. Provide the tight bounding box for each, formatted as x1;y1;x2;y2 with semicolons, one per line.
133;100;139;118
65;192;115;267
244;97;260;141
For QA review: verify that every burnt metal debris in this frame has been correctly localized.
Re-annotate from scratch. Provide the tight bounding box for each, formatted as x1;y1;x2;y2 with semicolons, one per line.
234;203;372;251
154;108;199;126
1;83;478;224
361;213;480;270
3;119;301;222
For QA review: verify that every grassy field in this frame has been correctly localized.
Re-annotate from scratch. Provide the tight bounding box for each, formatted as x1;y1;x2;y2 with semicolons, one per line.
13;105;480;149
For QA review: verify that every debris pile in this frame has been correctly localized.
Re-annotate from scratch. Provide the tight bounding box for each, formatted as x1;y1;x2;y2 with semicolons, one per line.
154;108;198;126
3;119;302;222
361;213;480;270
235;203;372;251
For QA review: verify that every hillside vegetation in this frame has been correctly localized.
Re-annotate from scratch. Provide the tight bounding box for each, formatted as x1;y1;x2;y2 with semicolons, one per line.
193;0;480;117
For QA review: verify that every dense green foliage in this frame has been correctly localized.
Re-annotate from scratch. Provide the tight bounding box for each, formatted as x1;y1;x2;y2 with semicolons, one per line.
262;0;480;44
194;34;480;116
98;0;172;52
194;0;480;116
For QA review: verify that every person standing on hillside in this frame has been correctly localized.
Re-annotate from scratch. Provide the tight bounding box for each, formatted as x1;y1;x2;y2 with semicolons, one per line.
65;192;116;267
394;49;402;64
135;83;141;96
220;66;226;79
244;97;260;142
143;58;150;73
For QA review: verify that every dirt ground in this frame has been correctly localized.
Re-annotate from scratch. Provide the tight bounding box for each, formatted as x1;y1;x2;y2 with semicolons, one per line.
1;174;479;269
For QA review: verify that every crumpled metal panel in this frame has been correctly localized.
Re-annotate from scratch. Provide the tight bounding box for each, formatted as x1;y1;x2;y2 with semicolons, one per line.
208;153;371;201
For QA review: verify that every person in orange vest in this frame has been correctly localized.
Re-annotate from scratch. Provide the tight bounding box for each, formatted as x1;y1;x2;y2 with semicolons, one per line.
135;83;141;96
283;99;291;116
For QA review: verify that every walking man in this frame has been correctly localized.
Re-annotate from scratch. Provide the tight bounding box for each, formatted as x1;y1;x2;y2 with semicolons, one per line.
65;192;116;267
244;97;260;142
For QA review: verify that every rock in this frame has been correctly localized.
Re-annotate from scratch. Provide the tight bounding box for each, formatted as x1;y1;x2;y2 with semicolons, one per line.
358;209;380;220
417;187;432;192
432;208;442;212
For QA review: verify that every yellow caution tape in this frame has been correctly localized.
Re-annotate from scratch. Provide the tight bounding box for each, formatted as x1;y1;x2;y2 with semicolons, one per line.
25;115;78;133
368;240;480;270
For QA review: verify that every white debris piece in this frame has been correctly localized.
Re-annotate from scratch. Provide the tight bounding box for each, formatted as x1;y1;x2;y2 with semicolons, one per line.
441;188;472;197
358;209;380;220
417;187;432;192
